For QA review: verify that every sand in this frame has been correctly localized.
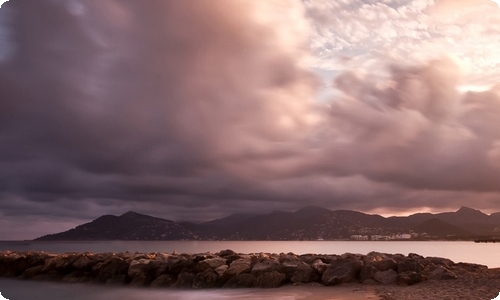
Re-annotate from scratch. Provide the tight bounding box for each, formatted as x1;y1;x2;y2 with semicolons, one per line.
373;267;500;300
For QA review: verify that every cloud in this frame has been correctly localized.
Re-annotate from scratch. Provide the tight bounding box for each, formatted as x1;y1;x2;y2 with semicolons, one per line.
1;0;500;239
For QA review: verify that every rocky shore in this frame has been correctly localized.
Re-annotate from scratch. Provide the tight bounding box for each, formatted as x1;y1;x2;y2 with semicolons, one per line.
0;250;490;290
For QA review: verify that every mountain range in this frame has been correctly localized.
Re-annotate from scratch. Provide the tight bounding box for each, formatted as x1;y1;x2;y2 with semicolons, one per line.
35;206;500;241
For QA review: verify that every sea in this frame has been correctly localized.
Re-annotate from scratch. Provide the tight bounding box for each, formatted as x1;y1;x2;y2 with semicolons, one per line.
0;240;498;300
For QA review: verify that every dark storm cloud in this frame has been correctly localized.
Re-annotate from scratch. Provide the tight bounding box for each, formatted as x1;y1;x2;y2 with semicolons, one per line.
0;0;319;238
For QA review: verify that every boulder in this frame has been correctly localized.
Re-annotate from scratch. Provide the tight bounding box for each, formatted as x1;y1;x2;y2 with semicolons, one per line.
72;255;93;270
321;260;362;285
254;271;286;288
128;259;151;278
426;257;454;268
311;259;328;274
371;258;397;271
398;271;423;285
359;265;378;283
223;258;252;278
150;274;175;287
373;269;398;284
198;257;227;271
21;265;44;279
172;271;195;288
251;259;281;276
192;269;220;289
223;273;256;288
281;259;300;279
397;258;423;273
166;256;193;274
215;265;228;277
291;262;320;283
95;257;129;283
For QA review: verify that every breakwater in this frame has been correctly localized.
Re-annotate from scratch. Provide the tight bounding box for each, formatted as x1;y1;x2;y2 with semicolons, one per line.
0;250;487;288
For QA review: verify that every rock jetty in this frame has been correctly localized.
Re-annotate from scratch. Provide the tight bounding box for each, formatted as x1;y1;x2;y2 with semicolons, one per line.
0;250;487;289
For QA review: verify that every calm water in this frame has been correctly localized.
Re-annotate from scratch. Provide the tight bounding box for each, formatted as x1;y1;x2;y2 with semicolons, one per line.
1;241;498;300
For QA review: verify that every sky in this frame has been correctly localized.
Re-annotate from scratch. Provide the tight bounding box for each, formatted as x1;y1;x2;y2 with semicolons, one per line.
1;0;500;240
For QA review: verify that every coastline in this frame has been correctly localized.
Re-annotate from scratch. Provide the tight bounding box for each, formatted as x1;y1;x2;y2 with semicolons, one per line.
2;249;500;299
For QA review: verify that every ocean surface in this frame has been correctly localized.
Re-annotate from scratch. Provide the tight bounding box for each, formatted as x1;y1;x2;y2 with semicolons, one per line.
0;240;498;300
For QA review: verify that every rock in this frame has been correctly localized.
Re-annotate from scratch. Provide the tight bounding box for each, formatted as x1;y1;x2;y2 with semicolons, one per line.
408;253;424;260
128;259;151;278
371;258;398;271
281;259;300;279
192;269;220;289
95;257;129;283
172;271;195;288
428;266;448;279
150;274;175;287
167;256;193;274
311;259;328;274
373;269;398;284
426;257;454;268
398;271;423;285
359;265;378;283
218;249;236;257
251;258;281;276
72;255;93;270
223;258;252;278
397;258;423;273
321;260;362;285
198;257;227;271
291;262;320;283
254;271;286;288
223;273;256;288
21;265;44;279
215;265;228;277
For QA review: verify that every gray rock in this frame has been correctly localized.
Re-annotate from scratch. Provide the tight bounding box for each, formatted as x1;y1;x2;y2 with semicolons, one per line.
291;262;320;283
192;269;220;289
150;274;175;287
371;258;398;271
281;259;300;279
95;257;129;283
128;259;151;278
311;259;328;274
398;258;423;273
72;255;92;270
373;269;398;284
21;265;44;279
251;259;281;276
359;265;378;283
172;271;195;288
254;271;286;288
198;257;227;270
223;273;256;288
398;271;423;285
224;258;252;278
321;260;362;285
215;265;228;277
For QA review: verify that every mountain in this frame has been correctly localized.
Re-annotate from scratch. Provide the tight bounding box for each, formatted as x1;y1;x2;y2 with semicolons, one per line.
36;211;199;241
35;206;500;241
